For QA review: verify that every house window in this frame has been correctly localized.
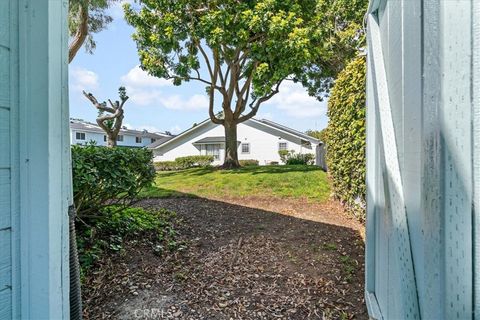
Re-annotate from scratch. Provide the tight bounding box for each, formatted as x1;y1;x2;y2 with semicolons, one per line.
117;135;124;142
136;137;142;143
104;135;107;142
151;138;156;143
76;132;86;140
205;144;220;160
279;142;288;151
241;143;250;154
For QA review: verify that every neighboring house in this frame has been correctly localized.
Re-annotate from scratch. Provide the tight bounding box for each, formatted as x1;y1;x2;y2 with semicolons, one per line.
148;118;322;165
70;119;173;147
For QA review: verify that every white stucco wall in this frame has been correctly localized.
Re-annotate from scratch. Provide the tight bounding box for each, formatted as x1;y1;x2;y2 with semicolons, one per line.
153;119;317;165
70;129;158;147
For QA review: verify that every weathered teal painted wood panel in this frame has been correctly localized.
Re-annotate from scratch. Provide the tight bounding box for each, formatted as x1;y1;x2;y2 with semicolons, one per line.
0;1;9;47
0;169;11;229
473;1;480;317
0;288;12;320
0;109;10;168
0;48;9;109
0;1;13;318
0;229;12;319
367;0;478;319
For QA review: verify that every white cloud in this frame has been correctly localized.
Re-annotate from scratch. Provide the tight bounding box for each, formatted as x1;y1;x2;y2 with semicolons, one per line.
121;66;172;88
110;0;138;20
162;94;209;111
70;66;99;92
265;81;327;119
120;66;172;106
124;123;163;133
120;66;209;110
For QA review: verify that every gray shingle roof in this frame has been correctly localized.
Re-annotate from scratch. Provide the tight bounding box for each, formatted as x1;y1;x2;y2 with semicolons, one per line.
70;119;171;139
193;136;232;144
255;119;321;144
147;136;174;148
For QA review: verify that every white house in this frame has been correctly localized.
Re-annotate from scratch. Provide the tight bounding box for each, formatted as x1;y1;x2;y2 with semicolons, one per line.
70;118;173;147
148;118;322;165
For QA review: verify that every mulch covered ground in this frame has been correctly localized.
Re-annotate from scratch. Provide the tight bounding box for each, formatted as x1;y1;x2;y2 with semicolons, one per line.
82;197;367;319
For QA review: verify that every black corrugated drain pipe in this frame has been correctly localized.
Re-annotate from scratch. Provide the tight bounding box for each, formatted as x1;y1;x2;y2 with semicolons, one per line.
69;205;83;319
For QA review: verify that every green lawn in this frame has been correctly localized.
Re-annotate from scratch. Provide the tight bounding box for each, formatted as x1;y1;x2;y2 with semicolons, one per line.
141;165;330;202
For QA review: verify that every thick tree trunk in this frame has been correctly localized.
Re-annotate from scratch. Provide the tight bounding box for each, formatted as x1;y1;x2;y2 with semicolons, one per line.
223;121;240;169
69;3;89;63
107;135;116;148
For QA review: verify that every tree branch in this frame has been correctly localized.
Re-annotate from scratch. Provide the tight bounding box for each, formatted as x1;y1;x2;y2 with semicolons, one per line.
83;91;116;113
69;1;89;63
237;80;283;123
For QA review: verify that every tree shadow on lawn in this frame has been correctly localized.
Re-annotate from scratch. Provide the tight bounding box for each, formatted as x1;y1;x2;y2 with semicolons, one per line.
84;191;367;319
156;164;323;178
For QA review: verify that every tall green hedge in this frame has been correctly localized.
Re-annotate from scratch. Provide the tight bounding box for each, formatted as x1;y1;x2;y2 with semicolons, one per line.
324;56;366;220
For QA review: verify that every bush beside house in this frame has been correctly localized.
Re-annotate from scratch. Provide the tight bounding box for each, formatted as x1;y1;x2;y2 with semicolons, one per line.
324;56;366;220
239;159;260;166
154;155;214;171
279;150;315;165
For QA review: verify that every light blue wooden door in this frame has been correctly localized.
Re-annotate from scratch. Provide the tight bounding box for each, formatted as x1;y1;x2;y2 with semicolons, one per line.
0;1;17;318
366;0;478;319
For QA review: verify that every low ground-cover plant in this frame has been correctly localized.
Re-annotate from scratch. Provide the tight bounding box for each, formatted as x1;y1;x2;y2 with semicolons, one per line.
154;155;214;171
77;206;183;278
72;145;156;217
239;159;259;166
279;150;315;165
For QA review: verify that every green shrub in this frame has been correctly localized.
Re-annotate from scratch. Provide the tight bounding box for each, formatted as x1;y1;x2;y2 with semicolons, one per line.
175;155;214;168
154;161;179;171
239;159;259;166
77;206;183;277
278;150;315;165
72;145;156;217
324;56;366;220
155;155;214;171
278;150;290;163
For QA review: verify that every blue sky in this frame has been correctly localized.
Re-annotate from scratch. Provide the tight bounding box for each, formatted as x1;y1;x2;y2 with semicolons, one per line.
68;2;328;135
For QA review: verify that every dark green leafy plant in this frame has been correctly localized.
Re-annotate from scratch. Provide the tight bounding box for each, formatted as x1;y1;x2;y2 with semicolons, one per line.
324;56;366;220
77;206;183;278
72;145;156;217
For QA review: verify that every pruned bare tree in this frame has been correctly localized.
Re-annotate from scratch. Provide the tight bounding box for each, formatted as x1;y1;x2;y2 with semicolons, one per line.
82;87;128;147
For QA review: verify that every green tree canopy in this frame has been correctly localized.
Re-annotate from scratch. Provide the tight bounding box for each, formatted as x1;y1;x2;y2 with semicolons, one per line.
68;0;119;62
125;0;333;167
298;0;367;99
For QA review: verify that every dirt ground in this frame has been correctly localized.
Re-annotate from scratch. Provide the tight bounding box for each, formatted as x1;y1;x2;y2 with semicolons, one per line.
82;196;367;319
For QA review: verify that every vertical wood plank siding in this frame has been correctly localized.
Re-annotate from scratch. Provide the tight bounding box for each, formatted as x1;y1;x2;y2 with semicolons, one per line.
0;1;70;318
0;1;14;318
367;0;479;318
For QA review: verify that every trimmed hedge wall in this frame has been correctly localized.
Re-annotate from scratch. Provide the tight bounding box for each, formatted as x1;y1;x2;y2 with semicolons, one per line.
324;56;366;220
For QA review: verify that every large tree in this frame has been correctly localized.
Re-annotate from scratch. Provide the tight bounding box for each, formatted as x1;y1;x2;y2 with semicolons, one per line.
124;0;328;168
68;0;119;62
83;87;129;147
